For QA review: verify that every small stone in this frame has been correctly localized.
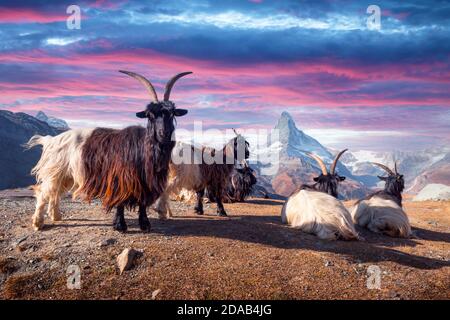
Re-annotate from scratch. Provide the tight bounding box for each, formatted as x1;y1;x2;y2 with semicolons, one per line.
325;261;333;267
116;248;141;274
151;289;161;300
15;235;28;246
99;238;117;248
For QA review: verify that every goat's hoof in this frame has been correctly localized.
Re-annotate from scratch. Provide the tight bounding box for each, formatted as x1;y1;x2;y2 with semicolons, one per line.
194;209;204;215
217;211;228;217
32;223;44;231
113;222;128;233
157;214;168;220
32;218;44;231
139;219;151;232
51;215;62;222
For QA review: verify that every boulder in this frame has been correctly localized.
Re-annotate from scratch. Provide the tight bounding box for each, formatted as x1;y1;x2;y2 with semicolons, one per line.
413;184;450;201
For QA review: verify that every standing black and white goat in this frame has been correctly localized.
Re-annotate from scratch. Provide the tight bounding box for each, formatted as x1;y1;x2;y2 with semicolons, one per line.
155;133;250;217
351;162;411;238
26;70;191;232
281;150;359;240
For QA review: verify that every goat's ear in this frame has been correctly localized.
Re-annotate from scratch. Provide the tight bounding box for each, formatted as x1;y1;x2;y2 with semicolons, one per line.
136;111;147;118
339;176;346;181
174;109;188;117
377;175;387;181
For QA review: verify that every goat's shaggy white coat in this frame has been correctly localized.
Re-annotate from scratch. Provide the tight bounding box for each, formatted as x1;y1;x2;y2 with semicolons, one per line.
26;129;93;230
281;189;359;240
351;197;411;238
155;142;204;218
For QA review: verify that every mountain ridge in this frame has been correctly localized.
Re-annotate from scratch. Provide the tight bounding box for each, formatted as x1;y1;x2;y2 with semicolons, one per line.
0;110;65;190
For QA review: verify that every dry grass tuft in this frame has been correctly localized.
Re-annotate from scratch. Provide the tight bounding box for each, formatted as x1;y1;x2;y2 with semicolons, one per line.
0;257;19;274
3;273;37;299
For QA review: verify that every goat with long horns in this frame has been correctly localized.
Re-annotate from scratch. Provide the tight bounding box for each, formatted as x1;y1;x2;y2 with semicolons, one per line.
281;149;360;240
351;162;411;238
26;70;191;232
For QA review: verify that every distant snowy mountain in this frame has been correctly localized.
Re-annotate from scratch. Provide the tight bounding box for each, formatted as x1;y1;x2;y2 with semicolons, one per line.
255;112;369;199
407;152;450;193
268;112;352;176
274;111;331;160
35;111;69;130
340;147;450;191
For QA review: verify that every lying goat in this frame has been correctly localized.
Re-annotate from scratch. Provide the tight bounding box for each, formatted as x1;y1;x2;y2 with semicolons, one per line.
281;150;359;240
26;70;191;232
351;162;411;238
156;133;250;217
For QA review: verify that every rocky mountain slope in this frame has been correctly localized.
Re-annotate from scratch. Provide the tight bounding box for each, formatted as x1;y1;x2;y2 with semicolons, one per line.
0;110;65;190
407;153;450;193
340;147;450;192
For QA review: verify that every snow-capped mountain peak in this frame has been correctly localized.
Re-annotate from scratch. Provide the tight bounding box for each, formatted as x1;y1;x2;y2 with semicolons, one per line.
35;111;69;130
274;111;332;161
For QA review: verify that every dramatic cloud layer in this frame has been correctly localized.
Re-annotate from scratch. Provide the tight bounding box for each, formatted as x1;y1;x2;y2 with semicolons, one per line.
1;0;449;150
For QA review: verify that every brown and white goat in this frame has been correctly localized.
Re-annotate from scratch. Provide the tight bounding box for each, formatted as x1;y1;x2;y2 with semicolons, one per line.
26;70;191;232
351;162;411;238
155;133;250;217
281;150;360;241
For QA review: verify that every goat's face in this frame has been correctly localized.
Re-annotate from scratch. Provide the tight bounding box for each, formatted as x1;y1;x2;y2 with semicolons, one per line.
313;173;346;198
136;101;187;143
378;173;404;193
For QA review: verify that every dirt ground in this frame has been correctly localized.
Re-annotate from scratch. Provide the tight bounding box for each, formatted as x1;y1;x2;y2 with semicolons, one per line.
0;189;449;300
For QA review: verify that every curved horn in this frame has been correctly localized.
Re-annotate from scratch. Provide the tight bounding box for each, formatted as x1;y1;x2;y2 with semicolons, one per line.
119;70;158;102
394;161;398;174
163;72;193;101
372;162;395;175
233;128;239;136
306;152;328;176
330;149;348;175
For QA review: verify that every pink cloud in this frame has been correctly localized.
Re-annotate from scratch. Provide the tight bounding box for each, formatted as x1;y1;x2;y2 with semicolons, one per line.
0;8;67;23
0;48;449;113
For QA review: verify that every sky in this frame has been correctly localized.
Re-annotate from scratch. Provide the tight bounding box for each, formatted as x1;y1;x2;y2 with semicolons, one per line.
0;0;449;151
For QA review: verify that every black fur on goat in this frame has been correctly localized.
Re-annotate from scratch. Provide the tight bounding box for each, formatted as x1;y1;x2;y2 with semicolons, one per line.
296;149;348;198
207;162;257;203
357;162;404;207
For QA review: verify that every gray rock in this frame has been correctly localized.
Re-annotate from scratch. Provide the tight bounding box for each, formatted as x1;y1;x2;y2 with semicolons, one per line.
116;248;141;274
151;289;161;300
99;238;117;248
413;184;450;201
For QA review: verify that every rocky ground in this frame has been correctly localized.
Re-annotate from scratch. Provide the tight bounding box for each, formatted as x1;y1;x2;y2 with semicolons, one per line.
0;189;449;300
